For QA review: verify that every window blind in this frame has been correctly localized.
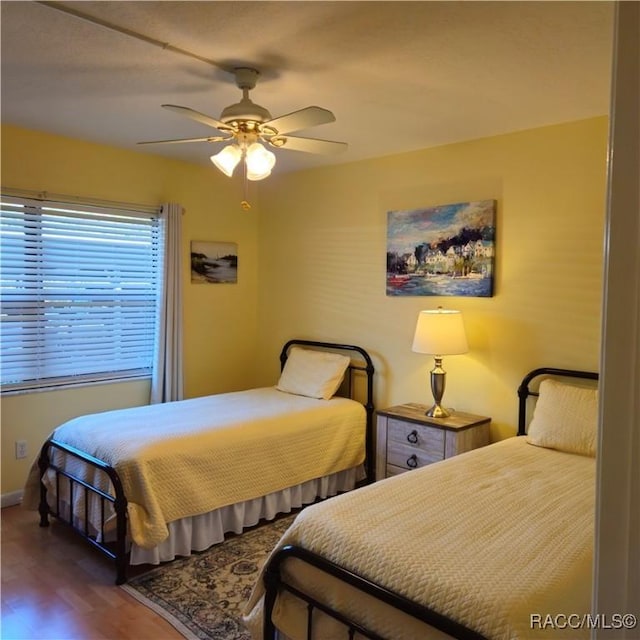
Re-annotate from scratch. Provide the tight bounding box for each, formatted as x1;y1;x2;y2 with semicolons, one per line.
0;196;163;392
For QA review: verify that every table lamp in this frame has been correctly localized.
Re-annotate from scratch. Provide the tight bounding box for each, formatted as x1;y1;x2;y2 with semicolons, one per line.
412;308;468;418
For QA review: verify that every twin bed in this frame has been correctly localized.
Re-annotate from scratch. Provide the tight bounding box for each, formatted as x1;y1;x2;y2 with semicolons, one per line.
244;367;599;640
24;340;375;585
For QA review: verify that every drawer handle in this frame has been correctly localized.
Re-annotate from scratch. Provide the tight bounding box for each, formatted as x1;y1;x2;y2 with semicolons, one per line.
406;454;418;469
406;430;419;444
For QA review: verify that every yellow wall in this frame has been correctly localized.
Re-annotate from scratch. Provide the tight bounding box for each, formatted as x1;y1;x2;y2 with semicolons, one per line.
0;124;261;495
255;117;608;441
0;117;608;496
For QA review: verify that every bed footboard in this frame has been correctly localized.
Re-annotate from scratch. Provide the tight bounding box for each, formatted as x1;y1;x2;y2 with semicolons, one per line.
38;438;129;584
263;544;487;640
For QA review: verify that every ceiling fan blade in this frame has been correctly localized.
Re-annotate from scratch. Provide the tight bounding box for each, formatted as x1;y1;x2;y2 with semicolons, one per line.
263;106;336;135
161;104;231;132
137;135;228;145
269;135;347;155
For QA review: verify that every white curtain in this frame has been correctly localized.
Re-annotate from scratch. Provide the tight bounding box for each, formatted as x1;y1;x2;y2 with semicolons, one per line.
151;202;184;403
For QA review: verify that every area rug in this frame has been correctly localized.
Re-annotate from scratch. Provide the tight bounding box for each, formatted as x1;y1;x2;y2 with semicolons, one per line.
121;515;295;640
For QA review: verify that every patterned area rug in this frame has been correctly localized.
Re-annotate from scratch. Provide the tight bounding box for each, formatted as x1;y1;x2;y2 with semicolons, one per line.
121;515;295;640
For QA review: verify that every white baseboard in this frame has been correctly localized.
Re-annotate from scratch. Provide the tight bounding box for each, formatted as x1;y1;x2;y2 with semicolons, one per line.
1;490;23;508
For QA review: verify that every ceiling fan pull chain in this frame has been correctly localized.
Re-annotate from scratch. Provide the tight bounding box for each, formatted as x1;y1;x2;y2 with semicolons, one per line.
241;158;251;211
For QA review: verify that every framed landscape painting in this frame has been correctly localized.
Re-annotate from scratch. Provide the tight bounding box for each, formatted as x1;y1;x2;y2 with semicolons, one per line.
191;241;238;284
386;200;496;297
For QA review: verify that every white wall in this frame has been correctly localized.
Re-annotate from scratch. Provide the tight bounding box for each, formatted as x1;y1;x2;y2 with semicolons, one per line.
593;1;640;632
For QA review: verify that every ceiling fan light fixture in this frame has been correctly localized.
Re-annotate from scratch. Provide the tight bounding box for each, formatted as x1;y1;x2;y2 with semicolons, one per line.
141;68;347;202
211;144;242;177
245;142;276;181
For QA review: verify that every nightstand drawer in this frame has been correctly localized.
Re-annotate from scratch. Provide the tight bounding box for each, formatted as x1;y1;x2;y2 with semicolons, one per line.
387;418;445;456
387;442;442;471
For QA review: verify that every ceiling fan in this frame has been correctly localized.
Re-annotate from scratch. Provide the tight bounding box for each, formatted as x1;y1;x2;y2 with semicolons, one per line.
139;67;347;182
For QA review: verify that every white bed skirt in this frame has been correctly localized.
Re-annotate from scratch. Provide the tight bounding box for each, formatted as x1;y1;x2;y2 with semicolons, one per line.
129;465;365;565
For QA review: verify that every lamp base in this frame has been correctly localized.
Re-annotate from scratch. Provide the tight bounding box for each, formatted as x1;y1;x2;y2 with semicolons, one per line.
425;403;451;418
426;360;450;418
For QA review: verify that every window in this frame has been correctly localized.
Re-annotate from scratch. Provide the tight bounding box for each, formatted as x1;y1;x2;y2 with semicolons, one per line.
0;196;163;392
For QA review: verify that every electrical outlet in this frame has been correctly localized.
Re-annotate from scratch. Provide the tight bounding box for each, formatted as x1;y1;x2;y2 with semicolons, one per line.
15;440;28;459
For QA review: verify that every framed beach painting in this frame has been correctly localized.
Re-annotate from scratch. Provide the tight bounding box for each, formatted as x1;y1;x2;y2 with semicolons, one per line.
386;200;496;297
191;241;238;284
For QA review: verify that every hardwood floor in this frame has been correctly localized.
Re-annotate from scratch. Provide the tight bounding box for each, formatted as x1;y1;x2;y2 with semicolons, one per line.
1;505;183;640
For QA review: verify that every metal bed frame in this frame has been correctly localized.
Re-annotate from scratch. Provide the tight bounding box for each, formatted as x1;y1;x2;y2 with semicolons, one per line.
262;367;599;640
36;339;375;585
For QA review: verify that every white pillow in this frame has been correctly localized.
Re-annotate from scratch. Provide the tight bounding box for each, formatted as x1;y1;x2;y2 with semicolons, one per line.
276;347;350;400
526;378;598;457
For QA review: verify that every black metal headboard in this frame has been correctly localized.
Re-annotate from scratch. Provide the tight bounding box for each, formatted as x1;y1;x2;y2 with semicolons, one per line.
517;367;599;435
279;339;375;481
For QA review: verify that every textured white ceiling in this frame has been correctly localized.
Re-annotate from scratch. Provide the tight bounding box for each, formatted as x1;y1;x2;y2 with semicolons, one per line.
1;1;614;176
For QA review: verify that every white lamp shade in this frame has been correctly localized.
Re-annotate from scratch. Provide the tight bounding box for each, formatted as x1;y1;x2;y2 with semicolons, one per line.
211;145;242;177
245;142;276;181
412;309;468;355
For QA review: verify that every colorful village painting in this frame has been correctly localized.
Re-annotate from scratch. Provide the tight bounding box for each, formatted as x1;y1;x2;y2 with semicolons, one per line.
386;200;496;297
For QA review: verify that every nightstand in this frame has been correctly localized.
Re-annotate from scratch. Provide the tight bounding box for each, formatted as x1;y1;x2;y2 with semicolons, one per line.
376;403;491;479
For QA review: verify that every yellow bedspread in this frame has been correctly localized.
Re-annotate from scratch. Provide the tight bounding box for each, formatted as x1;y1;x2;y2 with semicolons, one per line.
23;387;365;549
244;437;595;640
